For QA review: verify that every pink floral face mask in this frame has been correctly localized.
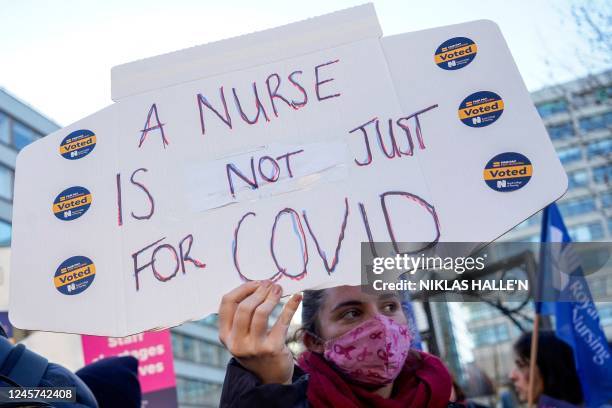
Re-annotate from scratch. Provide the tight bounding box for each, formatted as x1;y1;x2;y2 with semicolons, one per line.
321;314;411;386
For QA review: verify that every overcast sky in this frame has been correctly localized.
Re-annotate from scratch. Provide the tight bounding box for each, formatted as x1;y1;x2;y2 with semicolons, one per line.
0;0;606;126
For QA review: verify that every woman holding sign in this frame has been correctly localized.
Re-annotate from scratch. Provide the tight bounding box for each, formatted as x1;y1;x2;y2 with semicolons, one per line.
218;281;458;407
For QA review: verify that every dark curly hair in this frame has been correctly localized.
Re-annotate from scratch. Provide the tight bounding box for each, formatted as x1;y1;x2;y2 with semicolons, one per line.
513;331;583;405
300;288;327;338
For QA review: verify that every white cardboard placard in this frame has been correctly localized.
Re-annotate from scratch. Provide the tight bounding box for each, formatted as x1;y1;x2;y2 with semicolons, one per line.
382;20;567;241
9;5;566;336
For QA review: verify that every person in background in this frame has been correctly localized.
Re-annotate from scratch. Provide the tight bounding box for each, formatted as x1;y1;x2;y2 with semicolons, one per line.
0;333;98;407
218;281;461;407
509;331;583;407
76;356;141;408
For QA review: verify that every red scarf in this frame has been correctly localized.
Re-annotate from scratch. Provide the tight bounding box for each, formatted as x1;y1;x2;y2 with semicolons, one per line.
298;350;451;408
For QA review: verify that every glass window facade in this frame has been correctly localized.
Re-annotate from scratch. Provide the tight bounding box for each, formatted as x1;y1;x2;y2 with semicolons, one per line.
547;122;574;140
556;146;582;164
0;110;44;150
0;166;13;201
593;164;612;184
0;220;11;246
589;277;609;298
568;222;605;241
176;377;222;408
579;112;612;133
601;191;612;208
536;100;568;118
465;303;500;321
599;304;612;326
523;235;541;243
514;212;542;230
471;323;510;346
12;122;38;150
567;169;589;188
0;112;9;144
172;332;230;367
573;86;612;107
587;138;612;158
558;196;596;217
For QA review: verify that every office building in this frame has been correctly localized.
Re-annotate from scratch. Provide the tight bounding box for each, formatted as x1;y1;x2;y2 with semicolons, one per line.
0;88;60;245
464;69;612;386
171;316;231;408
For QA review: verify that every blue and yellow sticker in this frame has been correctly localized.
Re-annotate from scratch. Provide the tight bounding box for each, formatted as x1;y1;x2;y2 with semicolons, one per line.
54;256;96;295
484;152;533;192
458;91;504;128
435;37;477;70
53;186;92;221
59;129;96;160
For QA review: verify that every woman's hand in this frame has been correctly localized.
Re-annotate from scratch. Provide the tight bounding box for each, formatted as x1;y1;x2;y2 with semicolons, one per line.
218;280;302;385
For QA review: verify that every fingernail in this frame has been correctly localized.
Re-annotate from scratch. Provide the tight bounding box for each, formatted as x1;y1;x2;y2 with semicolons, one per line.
262;280;272;288
274;285;282;296
253;280;262;286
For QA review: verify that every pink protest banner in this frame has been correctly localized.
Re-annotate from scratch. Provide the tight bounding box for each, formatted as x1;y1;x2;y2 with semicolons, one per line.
82;329;178;407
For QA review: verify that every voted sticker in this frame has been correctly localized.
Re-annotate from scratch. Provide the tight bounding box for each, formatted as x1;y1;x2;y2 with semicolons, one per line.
53;186;92;221
54;256;96;295
435;37;477;70
59;129;96;160
484;152;533;192
458;91;504;128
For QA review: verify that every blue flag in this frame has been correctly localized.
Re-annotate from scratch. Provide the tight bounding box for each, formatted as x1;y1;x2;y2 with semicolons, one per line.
538;203;612;407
